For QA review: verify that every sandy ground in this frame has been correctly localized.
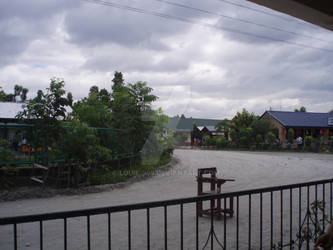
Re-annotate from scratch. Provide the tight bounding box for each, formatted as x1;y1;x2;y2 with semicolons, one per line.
1;149;333;249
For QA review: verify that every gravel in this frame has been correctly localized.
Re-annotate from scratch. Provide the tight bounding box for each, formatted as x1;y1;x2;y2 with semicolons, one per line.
0;149;333;250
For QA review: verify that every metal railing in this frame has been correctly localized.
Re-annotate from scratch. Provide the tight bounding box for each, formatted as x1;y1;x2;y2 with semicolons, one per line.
1;178;333;249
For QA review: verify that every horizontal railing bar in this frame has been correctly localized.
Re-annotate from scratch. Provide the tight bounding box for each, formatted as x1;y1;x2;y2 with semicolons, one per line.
1;177;333;225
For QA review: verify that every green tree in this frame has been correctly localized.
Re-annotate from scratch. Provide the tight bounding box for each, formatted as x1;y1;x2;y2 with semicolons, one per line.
287;128;294;144
229;109;256;146
305;136;313;150
112;71;124;91
17;78;73;144
0;87;6;102
59;121;112;166
111;72;158;156
266;131;276;148
216;136;228;148
295;106;306;112
215;119;230;137
14;85;22;102
20;88;29;102
141;108;175;161
73;88;112;128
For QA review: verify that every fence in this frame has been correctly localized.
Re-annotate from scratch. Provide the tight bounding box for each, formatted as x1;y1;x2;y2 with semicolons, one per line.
1;178;332;249
0;123;133;166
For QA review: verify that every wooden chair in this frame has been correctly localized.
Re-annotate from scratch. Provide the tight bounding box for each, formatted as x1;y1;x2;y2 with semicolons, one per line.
197;167;235;218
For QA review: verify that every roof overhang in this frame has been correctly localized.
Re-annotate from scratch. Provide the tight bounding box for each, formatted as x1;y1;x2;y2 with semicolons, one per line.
247;0;333;31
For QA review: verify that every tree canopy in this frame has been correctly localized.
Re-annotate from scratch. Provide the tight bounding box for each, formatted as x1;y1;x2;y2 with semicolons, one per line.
294;106;306;112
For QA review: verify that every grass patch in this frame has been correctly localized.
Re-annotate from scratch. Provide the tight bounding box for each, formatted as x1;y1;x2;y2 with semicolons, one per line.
89;154;173;185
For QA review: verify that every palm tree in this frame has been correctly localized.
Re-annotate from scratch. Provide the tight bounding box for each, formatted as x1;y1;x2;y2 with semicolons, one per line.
20;88;29;102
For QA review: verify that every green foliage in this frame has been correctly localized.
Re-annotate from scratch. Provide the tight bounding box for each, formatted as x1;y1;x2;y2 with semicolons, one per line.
305;136;313;149
111;78;158;155
255;134;264;149
0;87;6;102
239;127;253;148
59;121;112;166
0;139;14;162
174;132;187;145
141;108;175;162
266;131;276;148
203;135;216;146
0;85;29;103
251;119;273;138
17;78;72;142
287;128;294;144
72;90;112;128
216;136;228;148
229;109;256;146
215;119;229;133
294;106;307;112
330;136;333;151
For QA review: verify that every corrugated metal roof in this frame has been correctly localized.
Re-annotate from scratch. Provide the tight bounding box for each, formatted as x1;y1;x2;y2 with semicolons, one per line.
0;102;25;119
167;117;221;131
166;117;180;130
264;111;333;128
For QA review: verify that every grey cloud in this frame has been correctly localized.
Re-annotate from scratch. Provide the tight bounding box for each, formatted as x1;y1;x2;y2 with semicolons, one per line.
0;0;75;66
64;1;191;49
81;47;190;73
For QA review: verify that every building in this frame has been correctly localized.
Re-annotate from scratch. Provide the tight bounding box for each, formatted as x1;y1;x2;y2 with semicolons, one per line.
167;116;221;146
261;110;333;147
0;102;26;140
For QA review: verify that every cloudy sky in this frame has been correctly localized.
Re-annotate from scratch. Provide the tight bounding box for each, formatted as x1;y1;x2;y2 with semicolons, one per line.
1;0;333;119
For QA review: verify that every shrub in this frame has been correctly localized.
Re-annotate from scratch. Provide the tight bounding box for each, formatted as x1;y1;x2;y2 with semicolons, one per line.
287;128;294;144
0;139;14;162
266;132;276;146
203;135;216;147
216;136;228;148
305;136;312;150
330;136;333;151
256;134;264;150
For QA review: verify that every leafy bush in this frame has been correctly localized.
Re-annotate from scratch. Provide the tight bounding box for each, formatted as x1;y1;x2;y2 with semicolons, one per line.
330;136;333;151
59;122;112;166
239;127;253;148
266;132;276;147
255;134;264;150
0;139;14;162
216;136;228;148
203;135;215;147
305;136;312;150
287;128;294;144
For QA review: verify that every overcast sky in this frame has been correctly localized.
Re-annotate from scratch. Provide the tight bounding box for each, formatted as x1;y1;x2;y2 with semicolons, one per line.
1;0;333;119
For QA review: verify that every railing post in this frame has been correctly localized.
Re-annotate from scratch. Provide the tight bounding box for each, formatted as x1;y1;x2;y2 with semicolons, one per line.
270;191;273;249
180;204;183;250
164;205;168;250
128;210;131;250
248;194;251;250
14;223;17;250
40;220;43;250
108;212;111;250
147;208;150;250
289;189;293;250
64;218;67;250
87;215;90;250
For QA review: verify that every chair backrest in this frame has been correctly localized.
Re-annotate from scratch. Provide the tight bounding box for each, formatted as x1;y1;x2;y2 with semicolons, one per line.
197;167;217;179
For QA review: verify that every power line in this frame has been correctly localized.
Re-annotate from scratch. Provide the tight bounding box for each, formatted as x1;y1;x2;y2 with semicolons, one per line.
81;0;333;53
154;0;332;44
